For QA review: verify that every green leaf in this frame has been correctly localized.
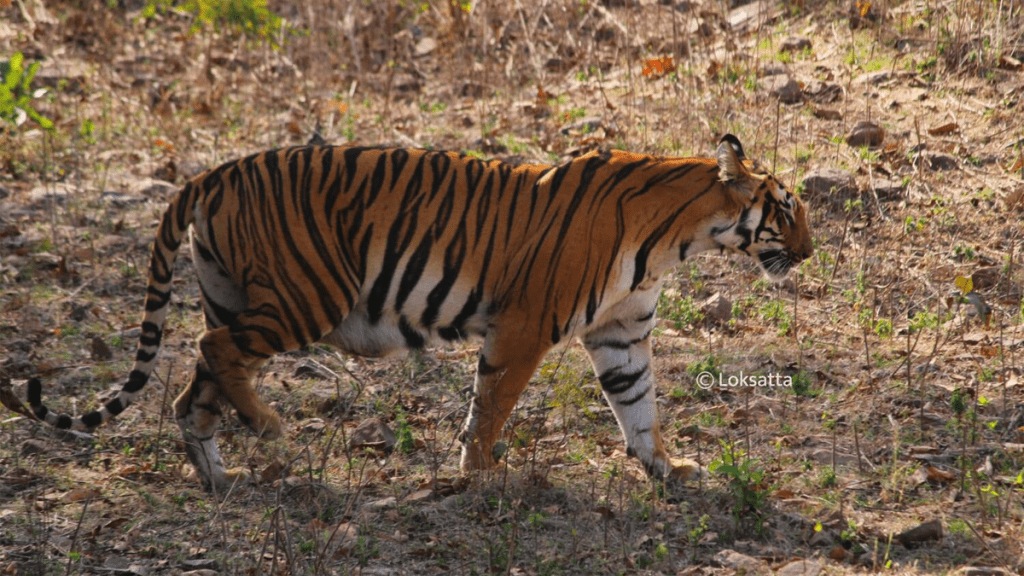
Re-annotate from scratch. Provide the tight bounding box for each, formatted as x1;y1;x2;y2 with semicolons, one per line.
3;52;23;90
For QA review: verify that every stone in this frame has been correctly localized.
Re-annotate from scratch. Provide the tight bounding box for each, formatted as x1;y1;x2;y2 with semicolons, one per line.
780;36;811;52
701;292;732;325
922;152;958;171
801;168;857;198
777;558;823;576
347;417;397;452
895;518;942;548
854;71;892;85
758;74;802;104
871;178;906;201
847;120;885;147
712;549;769;574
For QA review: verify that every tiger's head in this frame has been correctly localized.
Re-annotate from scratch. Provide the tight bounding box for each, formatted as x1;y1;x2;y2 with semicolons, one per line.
713;134;814;281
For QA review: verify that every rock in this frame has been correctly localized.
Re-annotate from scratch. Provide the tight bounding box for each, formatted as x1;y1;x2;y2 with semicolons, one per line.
360;496;397;513
777;558;823;576
99;192;146;206
91;336;113;361
132;178;177;199
712;549;769;574
414;37;437;57
20;439;48;456
854;71;891;85
808;528;835;547
846;120;885;147
1001;187;1024;212
971;266;1001;290
801;168;857;199
347;417;396;452
805;81;842;103
895;518;942;548
701;292;732;325
871;178;906;201
922;152;958;171
780;36;811;52
29;183;77;203
179;559;218;571
813;107;842;121
958;567;1011;576
758;74;802;104
324;522;360;558
293;358;336;380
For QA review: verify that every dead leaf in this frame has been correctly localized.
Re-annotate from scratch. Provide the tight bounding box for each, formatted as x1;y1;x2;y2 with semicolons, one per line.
998;54;1022;70
927;122;959;136
641;55;674;79
925;465;956;484
65;487;102;502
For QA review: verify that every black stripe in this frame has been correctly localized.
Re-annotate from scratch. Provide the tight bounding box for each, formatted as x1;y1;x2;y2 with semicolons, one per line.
145;287;169;311
421;226;467;327
598;366;647;395
398;316;425;349
477;355;500;376
618;385;650;406
395;233;434;312
124;370;149;393
27;378;41;405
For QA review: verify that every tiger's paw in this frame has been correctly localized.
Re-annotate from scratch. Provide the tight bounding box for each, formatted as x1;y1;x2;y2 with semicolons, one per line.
667;457;704;483
187;465;253;493
459;440;500;472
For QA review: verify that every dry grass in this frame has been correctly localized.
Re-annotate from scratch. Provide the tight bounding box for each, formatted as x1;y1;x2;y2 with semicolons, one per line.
2;0;1024;574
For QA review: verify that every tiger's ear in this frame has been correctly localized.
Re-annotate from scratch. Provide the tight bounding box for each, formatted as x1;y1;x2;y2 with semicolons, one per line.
716;134;748;183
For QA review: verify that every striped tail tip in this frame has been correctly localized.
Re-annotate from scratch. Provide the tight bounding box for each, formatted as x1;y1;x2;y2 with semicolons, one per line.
26;377;77;430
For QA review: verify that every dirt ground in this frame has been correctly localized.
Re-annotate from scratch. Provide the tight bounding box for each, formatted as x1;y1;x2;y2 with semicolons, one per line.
1;0;1024;574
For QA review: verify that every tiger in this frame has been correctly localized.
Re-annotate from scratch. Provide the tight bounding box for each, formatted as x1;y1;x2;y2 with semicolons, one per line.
27;134;813;491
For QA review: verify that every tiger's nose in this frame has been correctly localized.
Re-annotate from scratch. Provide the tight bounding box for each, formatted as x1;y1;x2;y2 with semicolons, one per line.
796;240;814;262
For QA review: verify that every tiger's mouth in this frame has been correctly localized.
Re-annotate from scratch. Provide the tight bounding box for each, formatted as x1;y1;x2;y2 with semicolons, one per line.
757;249;797;280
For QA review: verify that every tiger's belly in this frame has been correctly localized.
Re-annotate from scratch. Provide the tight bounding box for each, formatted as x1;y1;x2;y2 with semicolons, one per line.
320;295;490;358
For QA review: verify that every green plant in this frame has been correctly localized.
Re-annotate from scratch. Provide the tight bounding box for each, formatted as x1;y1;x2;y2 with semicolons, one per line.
758;300;793;336
394;407;415;454
953;244;976;260
0;52;54;131
658;292;704;330
686;354;720;377
709;441;770;535
903;215;927;234
873;318;893;338
789;370;816;397
144;0;289;48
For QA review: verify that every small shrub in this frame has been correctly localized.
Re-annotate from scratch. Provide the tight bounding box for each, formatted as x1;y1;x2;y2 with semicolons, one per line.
0;52;54;132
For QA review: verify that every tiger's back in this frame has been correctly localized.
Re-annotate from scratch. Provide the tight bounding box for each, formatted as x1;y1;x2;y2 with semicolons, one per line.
29;137;812;491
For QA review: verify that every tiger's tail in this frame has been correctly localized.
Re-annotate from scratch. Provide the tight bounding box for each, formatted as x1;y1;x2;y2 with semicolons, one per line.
27;180;201;432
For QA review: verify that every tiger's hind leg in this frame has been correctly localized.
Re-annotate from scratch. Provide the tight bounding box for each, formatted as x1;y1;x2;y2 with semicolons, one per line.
174;316;295;491
460;331;547;471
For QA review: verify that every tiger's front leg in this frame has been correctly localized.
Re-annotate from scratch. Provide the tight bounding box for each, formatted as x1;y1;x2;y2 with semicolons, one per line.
582;312;701;486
